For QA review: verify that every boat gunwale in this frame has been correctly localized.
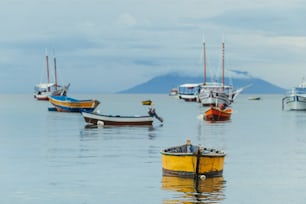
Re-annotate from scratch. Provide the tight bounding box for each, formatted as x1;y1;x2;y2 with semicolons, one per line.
85;112;152;119
160;144;225;157
82;112;154;126
160;151;225;157
49;96;100;103
205;107;232;114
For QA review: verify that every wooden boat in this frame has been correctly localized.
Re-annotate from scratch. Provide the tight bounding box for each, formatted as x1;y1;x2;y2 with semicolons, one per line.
82;111;154;126
203;105;232;121
161;140;225;178
34;51;70;100
48;96;100;112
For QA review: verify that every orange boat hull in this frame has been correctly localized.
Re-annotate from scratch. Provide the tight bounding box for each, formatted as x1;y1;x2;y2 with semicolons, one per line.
204;107;232;121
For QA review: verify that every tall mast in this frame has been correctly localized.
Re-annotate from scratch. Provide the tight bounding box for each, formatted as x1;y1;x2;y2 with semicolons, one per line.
53;50;58;90
222;41;225;90
45;49;50;91
203;40;207;85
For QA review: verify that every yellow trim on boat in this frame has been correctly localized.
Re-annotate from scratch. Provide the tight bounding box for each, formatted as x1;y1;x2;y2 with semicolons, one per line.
49;97;99;108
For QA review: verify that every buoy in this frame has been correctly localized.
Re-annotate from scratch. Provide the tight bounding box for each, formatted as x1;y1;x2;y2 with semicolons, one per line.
97;121;104;126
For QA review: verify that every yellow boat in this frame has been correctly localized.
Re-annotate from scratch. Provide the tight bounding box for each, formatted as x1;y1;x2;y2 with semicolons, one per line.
142;100;152;105
161;140;225;178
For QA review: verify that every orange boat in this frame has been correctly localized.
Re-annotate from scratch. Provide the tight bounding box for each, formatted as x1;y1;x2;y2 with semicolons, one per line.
203;105;232;121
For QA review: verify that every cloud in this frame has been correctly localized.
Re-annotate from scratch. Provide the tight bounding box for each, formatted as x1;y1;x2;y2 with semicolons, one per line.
206;5;306;36
1;0;306;93
117;13;137;27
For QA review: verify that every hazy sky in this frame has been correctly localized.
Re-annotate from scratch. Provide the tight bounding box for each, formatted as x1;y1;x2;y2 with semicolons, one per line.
1;0;306;93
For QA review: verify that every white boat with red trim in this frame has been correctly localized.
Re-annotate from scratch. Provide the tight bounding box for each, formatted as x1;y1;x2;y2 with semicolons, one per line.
82;112;154;126
82;107;163;126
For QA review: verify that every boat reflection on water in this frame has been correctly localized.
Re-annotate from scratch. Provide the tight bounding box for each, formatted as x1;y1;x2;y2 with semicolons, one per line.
162;176;226;204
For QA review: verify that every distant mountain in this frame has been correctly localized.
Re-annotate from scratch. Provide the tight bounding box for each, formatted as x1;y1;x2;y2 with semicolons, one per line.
119;71;286;94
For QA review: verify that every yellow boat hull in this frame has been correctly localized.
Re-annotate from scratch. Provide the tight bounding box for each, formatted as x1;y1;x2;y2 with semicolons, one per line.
161;145;225;178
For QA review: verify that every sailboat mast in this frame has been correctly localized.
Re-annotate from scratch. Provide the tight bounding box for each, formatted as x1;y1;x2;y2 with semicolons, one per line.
53;51;58;90
203;41;206;85
45;50;50;91
222;41;225;90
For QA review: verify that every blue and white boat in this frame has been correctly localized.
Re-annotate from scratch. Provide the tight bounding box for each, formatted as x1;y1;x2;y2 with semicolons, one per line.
48;96;100;113
282;80;306;110
178;83;201;102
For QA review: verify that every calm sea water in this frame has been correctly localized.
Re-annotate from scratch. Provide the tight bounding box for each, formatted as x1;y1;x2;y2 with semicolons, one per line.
1;93;306;203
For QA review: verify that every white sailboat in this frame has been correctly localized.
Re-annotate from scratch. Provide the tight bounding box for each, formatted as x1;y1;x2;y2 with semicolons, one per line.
34;51;70;100
198;41;241;106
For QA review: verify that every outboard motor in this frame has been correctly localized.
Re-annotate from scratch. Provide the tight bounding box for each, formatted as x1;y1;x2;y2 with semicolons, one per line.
148;108;163;123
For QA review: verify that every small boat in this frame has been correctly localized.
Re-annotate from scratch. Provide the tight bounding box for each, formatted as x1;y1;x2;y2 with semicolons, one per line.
282;79;306;110
203;104;232;122
142;100;152;106
48;96;100;112
82;104;163;126
248;96;261;100
34;51;70;100
82;112;154;126
47;107;57;112
169;88;178;96
161;140;225;178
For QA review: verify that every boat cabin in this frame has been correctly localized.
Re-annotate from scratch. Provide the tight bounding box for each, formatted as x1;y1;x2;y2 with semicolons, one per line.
178;83;201;101
199;82;234;100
